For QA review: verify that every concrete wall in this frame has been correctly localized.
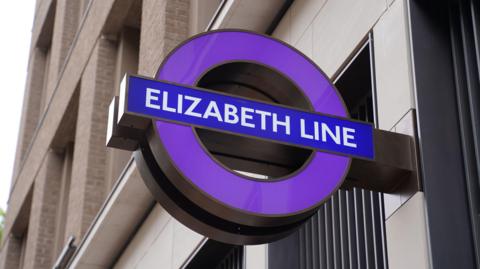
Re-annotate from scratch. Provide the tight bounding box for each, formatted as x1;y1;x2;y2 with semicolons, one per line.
113;206;204;269
273;0;385;77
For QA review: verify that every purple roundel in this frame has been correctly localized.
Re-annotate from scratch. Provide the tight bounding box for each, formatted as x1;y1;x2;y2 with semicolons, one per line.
155;30;350;215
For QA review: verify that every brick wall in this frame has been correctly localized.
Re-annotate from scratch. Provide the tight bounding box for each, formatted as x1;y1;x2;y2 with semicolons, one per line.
66;36;117;241
1;0;191;267
12;48;47;182
139;0;189;77
0;236;22;269
1;0;118;264
22;151;63;269
44;0;81;109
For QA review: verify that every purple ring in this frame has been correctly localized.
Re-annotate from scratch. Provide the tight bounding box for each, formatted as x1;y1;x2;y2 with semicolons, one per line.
156;31;350;215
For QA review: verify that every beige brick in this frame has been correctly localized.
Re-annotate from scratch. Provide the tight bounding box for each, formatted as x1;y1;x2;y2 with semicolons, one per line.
12;48;47;181
4;0;116;252
2;0;191;267
66;37;117;241
10;0;81;229
139;0;189;76
22;150;63;269
0;236;22;269
44;0;81;110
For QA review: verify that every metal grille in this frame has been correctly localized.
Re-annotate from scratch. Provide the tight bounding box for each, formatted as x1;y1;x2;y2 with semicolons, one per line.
298;189;387;269
215;246;243;269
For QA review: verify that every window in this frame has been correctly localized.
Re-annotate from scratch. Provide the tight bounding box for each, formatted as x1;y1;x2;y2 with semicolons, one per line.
334;40;377;125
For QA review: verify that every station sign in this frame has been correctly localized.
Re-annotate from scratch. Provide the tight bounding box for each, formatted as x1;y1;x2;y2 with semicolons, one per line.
123;76;373;159
107;30;374;244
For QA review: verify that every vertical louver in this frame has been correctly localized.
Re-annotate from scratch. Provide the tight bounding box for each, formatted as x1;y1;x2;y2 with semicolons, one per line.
297;189;387;269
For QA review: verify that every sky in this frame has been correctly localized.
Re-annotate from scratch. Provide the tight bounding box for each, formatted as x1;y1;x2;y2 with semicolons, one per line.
0;1;35;210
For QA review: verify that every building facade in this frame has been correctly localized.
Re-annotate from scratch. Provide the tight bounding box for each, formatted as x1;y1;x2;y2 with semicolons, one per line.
0;0;479;268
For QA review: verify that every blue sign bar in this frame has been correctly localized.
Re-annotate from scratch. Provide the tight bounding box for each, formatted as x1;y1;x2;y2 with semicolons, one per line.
125;76;374;159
